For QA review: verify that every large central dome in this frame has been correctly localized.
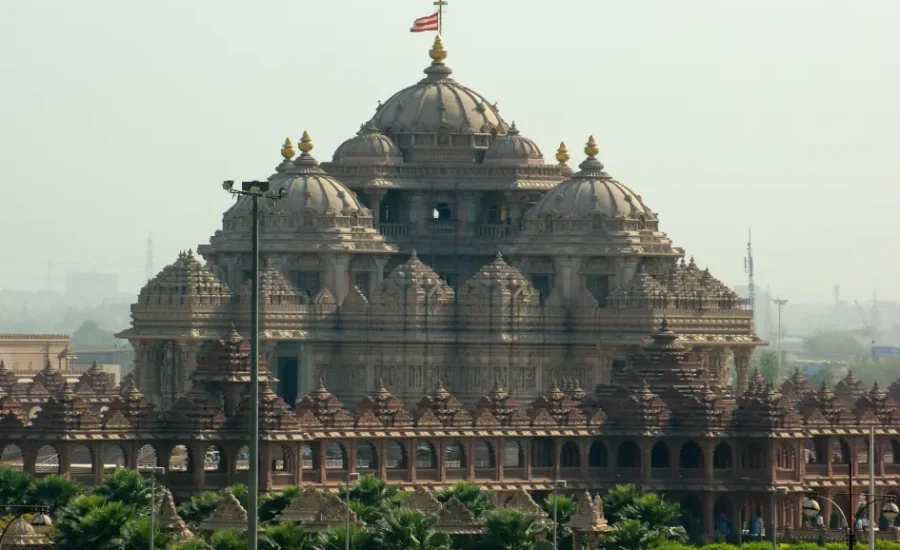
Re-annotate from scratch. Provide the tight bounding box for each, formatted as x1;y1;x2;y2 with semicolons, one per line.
369;36;510;162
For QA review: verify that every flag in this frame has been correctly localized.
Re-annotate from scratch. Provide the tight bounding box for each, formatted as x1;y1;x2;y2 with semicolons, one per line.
410;12;439;33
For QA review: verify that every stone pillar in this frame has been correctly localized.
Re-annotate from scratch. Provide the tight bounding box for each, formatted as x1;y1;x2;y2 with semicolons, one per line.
553;257;580;302
378;439;388;480
408;438;417;483
438;440;446;482
317;441;327;483
60;444;71;481
408;193;425;234
704;492;716;537
496;438;504;481
524;438;533;480
580;439;590;481
504;192;528;234
329;254;352;304
704;440;715;482
348;439;358;475
822;490;834;528
93;442;105;486
460;192;478;235
365;190;386;227
734;348;752;396
467;440;475;479
261;443;273;491
193;444;206;491
552;438;561;481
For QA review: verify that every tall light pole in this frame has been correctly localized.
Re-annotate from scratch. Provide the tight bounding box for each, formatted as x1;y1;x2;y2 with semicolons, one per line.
346;472;360;550
552;479;567;550
139;466;166;550
222;178;288;550
773;298;789;376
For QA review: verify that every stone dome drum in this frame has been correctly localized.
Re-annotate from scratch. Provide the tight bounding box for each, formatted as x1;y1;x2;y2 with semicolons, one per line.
370;36;509;162
225;133;370;221
525;137;653;222
332;121;404;165
483;122;543;166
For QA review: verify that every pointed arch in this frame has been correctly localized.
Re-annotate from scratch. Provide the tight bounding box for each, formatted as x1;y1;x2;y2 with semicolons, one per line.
0;444;25;472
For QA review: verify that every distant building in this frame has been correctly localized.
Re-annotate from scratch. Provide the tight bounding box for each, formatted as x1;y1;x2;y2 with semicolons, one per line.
0;334;74;374
65;272;119;305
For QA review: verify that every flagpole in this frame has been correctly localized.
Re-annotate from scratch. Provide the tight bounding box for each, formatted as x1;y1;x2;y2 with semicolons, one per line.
434;0;447;35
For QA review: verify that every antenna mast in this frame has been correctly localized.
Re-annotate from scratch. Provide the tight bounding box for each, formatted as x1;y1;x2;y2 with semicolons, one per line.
145;232;154;282
744;228;755;329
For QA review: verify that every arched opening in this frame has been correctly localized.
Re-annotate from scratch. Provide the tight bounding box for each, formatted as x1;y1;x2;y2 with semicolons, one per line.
380;190;406;224
474;441;495;469
479;191;509;225
356;442;378;472
713;443;733;469
589;441;608;468
679;441;704;469
102;444;127;473
300;444;315;470
386;442;407;470
0;444;24;472
326;443;346;470
35;445;60;475
532;439;553;468
432;203;453;222
832;439;851;465
714;496;734;537
204;445;225;472
70;444;93;475
503;441;523;468
415;442;437;470
679;495;705;543
560;441;580;468
169;444;192;473
776;443;795;470
651;441;670;468
136;445;158;469
272;445;292;472
237;445;250;471
618;441;641;468
445;441;466;469
741;442;766;469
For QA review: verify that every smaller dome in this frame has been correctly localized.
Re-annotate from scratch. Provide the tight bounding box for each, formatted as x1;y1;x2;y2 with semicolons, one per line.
483;123;543;166
225;132;370;221
524;136;652;221
333;121;403;165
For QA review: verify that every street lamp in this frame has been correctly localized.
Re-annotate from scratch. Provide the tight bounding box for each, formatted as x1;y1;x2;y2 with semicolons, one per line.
222;178;289;550
139;466;166;550
804;494;899;550
346;472;360;550
552;479;567;550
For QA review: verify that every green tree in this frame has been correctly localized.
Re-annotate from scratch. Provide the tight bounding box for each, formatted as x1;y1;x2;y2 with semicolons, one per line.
341;475;401;524
755;351;780;383
477;509;549;550
540;494;574;550
208;530;247;550
436;482;493;519
26;475;81;514
322;524;374;550
71;320;118;349
178;490;227;528
259;486;300;524
119;515;173;550
602;484;645;525
373;507;450;550
94;469;152;509
52;494;135;550
598;519;664;550
0;468;33;506
261;521;324;550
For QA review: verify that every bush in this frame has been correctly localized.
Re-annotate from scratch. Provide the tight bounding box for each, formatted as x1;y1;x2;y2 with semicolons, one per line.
700;544;740;550
742;543;776;550
876;542;900;550
653;544;695;550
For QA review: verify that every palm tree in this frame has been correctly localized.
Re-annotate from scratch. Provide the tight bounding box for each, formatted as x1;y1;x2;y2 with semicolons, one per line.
119;515;173;550
540;494;574;550
620;493;686;543
436;482;493;519
208;530;247;550
342;475;400;525
601;485;645;525
597;519;663;550
373;507;450;550
478;509;548;550
0;467;32;506
259;486;300;524
262;522;324;550
26;474;81;514
93;469;152;509
52;494;135;550
322;524;374;550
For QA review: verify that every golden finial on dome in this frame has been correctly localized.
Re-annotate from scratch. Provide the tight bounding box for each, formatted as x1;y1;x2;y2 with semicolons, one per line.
584;135;599;157
429;34;448;63
298;130;313;154
555;142;570;164
281;137;295;160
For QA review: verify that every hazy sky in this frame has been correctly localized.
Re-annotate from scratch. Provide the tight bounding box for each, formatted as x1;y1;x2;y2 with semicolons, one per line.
1;0;897;303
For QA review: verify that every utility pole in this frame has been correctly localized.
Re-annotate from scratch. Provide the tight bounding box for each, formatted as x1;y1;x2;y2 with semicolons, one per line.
773;298;789;375
221;178;287;550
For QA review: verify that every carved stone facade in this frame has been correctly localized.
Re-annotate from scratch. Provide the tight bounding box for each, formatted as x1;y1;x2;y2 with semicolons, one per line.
116;37;762;410
3;326;900;540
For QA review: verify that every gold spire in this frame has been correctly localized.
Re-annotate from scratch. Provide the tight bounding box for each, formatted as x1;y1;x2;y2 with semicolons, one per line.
298;130;313;154
555;141;570;164
281;137;295;160
584;135;599;157
429;35;448;64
